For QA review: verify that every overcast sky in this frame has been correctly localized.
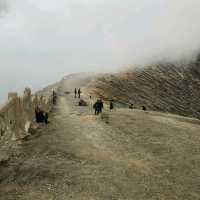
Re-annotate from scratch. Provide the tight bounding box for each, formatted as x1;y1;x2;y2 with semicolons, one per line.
0;0;200;102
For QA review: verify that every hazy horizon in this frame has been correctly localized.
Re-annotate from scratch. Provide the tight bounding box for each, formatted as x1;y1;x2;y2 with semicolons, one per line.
0;0;200;102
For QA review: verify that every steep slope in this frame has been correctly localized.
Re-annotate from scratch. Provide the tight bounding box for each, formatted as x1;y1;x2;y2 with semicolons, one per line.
87;57;200;118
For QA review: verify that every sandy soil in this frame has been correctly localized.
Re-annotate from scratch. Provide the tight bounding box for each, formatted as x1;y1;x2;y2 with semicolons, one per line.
0;74;200;200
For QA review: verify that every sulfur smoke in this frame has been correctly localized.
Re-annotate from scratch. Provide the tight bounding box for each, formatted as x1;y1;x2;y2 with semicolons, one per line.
0;0;200;101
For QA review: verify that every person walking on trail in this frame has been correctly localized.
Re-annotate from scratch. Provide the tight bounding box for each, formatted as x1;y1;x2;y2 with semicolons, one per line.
99;98;104;113
110;100;114;111
74;88;77;98
93;99;100;115
89;96;93;112
53;90;57;105
78;88;81;98
93;101;99;115
93;98;104;115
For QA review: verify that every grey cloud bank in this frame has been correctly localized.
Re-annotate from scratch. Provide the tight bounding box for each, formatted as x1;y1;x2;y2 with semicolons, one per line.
0;0;200;102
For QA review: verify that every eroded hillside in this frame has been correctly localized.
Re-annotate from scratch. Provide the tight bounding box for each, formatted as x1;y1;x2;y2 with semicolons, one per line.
87;57;200;118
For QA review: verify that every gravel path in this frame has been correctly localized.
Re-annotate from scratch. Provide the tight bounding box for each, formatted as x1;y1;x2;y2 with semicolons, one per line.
0;75;137;200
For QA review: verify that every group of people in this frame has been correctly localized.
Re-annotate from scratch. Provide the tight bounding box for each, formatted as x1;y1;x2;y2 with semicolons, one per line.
73;88;147;116
129;104;147;111
93;98;114;115
35;87;148;124
74;89;106;115
93;99;104;115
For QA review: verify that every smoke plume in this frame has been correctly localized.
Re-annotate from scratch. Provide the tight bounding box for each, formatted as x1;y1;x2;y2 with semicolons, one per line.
0;0;200;101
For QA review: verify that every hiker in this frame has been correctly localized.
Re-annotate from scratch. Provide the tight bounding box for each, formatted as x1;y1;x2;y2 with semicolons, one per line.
93;100;99;115
35;106;40;123
89;96;93;112
53;90;57;105
93;100;100;115
35;106;42;123
78;88;81;98
110;100;114;111
99;99;104;113
93;98;104;115
74;88;77;98
142;106;147;111
129;103;134;109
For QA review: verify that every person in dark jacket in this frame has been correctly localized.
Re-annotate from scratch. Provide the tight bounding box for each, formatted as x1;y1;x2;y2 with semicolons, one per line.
142;106;147;111
99;99;104;113
35;106;48;124
78;88;81;98
110;100;114;111
93;99;103;115
35;106;41;123
53;90;57;105
93;101;99;115
74;88;77;98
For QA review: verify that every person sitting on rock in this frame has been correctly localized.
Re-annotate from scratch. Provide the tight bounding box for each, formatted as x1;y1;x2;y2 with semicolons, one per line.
142;106;147;111
35;106;41;123
78;99;87;106
35;106;48;124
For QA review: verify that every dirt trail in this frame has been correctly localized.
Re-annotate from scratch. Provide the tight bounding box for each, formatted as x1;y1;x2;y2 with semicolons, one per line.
0;74;200;200
0;75;138;200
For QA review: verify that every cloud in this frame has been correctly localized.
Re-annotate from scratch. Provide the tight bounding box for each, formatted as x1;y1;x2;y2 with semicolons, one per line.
0;0;200;101
0;0;9;15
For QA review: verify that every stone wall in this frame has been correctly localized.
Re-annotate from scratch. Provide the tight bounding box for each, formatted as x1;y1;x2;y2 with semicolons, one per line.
0;88;55;143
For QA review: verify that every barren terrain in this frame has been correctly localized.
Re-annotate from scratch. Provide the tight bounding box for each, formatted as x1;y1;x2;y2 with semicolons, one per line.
0;74;200;200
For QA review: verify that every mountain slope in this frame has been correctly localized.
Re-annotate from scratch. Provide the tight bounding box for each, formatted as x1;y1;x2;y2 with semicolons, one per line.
87;58;200;118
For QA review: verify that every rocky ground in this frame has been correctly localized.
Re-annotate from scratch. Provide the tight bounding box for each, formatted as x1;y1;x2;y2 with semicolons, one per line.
0;74;200;200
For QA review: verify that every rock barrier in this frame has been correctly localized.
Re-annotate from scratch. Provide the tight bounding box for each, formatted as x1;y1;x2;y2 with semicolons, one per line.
0;88;55;142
